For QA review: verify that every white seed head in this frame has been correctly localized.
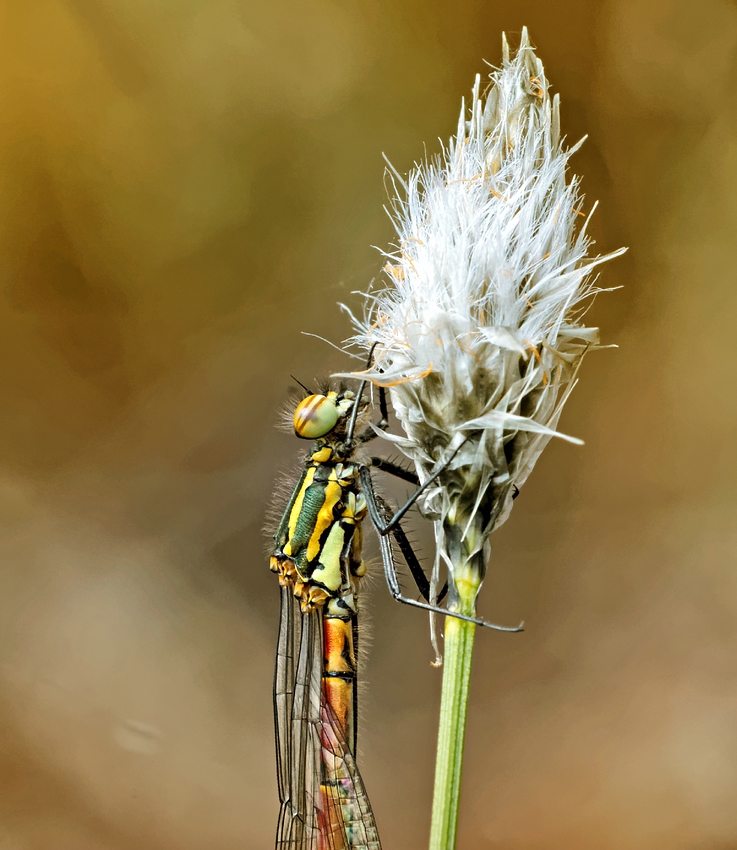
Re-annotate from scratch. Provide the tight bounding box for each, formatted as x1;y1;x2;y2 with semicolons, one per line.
344;28;625;608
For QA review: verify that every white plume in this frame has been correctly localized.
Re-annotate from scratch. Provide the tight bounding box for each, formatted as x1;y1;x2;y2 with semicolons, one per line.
344;28;625;611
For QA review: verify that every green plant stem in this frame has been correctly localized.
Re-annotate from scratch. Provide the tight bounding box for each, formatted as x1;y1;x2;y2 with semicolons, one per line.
428;613;477;850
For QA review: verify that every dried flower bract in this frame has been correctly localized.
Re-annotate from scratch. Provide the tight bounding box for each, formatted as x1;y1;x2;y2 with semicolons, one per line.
344;28;625;616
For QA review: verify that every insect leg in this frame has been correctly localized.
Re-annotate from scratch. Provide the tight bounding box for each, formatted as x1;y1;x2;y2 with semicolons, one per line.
345;377;369;446
364;383;388;434
346;343;385;446
372;492;447;604
354;423;383;445
362;470;523;632
371;459;446;601
369;457;419;485
375;382;388;429
354;363;389;445
359;441;464;535
376;531;524;632
356;408;522;631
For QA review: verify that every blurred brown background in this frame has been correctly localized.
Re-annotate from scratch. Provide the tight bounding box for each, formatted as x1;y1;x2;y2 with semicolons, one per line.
0;0;735;848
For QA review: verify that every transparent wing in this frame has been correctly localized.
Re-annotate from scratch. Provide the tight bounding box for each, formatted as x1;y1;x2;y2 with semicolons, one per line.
274;587;381;850
317;698;381;850
274;586;321;848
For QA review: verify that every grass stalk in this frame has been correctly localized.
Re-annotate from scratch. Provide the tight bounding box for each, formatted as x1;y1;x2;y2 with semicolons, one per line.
428;612;477;850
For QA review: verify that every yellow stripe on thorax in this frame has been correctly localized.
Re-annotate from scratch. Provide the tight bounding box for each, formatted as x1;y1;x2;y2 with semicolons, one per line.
284;466;315;556
306;471;342;562
310;523;344;592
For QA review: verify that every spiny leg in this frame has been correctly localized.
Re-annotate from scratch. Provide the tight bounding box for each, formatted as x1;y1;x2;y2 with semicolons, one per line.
346;344;388;446
376;532;523;632
369;456;445;601
373;492;447;604
369;457;419;485
359;441;465;535
362;467;523;632
355;373;389;444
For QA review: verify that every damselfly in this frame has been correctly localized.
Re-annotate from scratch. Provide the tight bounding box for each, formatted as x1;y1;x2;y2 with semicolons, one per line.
270;367;521;849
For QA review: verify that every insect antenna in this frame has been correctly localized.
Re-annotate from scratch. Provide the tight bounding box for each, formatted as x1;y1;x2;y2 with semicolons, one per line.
290;375;314;396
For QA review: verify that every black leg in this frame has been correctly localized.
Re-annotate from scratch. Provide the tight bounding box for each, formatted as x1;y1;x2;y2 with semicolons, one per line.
369;457;419;486
373;493;447;604
361;467;524;631
375;530;524;632
359;441;464;535
354;411;390;445
377;384;388;426
345;376;368;446
348;343;388;446
355;365;389;445
355;426;380;445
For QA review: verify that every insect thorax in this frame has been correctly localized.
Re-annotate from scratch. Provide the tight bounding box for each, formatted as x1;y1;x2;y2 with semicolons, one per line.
271;444;368;618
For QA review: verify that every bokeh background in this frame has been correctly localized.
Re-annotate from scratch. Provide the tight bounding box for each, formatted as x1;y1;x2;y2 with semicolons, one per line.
0;1;736;847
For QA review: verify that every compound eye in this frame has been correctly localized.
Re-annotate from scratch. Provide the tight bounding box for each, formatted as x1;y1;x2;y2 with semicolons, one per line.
294;394;340;439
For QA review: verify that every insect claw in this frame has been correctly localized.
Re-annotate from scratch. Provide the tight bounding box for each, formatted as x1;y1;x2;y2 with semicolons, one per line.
475;617;525;632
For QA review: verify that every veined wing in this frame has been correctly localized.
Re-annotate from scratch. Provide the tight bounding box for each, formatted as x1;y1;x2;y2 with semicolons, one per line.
274;587;381;850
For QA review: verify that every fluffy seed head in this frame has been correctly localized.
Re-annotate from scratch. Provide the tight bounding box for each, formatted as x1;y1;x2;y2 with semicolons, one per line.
344;28;625;610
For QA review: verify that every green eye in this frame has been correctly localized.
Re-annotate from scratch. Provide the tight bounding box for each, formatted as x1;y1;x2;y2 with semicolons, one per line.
294;394;340;439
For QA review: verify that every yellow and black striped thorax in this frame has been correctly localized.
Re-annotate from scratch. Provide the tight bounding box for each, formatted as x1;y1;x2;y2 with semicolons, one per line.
271;444;368;615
